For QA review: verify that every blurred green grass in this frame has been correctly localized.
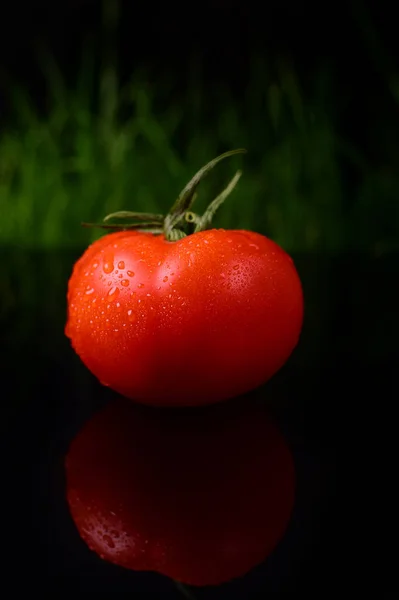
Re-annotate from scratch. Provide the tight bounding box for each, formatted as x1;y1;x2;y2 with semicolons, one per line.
0;47;352;253
1;8;399;256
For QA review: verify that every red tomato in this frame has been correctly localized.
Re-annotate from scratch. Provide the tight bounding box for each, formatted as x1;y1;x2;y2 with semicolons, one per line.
65;228;303;406
65;398;295;586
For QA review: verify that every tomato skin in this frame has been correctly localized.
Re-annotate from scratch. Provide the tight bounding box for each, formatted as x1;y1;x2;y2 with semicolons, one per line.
65;398;295;586
66;228;303;406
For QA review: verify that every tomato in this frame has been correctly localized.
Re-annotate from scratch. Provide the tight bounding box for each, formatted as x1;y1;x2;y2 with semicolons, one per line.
65;228;303;406
65;397;295;586
65;150;304;406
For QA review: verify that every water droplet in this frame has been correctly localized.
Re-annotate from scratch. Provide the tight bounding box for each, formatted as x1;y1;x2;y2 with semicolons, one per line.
103;261;114;274
84;271;89;277
121;279;130;287
116;302;120;308
171;272;175;276
108;286;120;300
233;264;240;270
93;262;99;269
157;260;163;266
146;293;151;297
157;286;161;290
221;273;226;279
107;280;112;286
118;273;123;279
163;276;168;282
127;270;135;277
118;260;125;270
127;309;136;322
137;283;144;289
85;287;94;295
114;328;119;332
115;270;119;275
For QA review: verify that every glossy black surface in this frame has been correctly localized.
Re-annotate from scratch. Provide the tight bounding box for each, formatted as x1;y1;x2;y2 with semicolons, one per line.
1;249;396;597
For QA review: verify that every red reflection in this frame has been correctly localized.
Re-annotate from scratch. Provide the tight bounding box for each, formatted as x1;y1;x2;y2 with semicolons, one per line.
65;398;295;586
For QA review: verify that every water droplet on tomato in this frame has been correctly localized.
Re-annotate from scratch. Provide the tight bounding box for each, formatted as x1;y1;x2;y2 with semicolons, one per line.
137;283;144;288
85;287;94;295
103;261;114;274
118;260;125;270
157;260;163;266
163;276;168;282
118;273;123;279
233;264;240;270
93;262;99;269
127;309;136;322
127;270;135;277
107;280;112;286
114;270;119;275
121;279;130;287
116;302;120;308
108;286;120;299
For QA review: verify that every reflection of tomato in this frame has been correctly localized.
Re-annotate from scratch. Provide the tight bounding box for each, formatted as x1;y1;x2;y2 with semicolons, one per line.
65;398;295;586
65;228;303;407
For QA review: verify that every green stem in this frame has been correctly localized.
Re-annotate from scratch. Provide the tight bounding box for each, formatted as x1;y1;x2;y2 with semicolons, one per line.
81;222;164;233
163;148;246;240
81;148;247;239
103;211;164;223
192;169;242;233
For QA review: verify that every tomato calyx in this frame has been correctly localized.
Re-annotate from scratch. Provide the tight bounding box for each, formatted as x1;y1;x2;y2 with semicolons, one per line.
82;149;247;241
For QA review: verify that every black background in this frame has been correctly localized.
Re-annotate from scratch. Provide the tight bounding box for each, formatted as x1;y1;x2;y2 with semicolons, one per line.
1;1;397;597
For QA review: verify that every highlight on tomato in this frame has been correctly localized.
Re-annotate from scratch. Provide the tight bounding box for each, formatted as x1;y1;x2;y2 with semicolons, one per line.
65;150;304;406
65;397;295;586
